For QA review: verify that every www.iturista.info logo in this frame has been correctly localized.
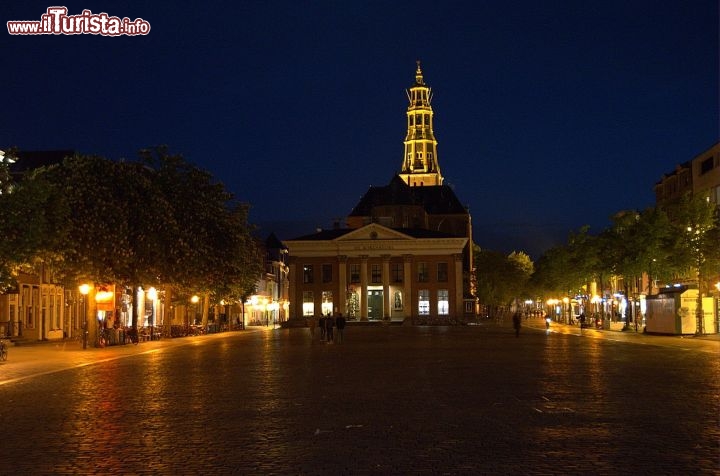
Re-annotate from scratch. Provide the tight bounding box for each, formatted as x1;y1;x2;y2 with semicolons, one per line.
7;6;151;36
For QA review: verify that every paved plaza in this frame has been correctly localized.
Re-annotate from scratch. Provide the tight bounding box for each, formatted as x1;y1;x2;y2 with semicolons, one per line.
0;319;718;475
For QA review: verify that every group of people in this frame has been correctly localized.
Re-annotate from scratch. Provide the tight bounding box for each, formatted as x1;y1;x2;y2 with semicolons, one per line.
308;313;346;343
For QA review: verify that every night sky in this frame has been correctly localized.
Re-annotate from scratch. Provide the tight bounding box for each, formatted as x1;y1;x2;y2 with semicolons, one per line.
2;1;718;258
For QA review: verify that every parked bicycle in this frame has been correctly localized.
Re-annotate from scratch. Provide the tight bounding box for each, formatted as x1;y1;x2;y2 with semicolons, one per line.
0;339;8;361
126;327;139;345
97;328;107;348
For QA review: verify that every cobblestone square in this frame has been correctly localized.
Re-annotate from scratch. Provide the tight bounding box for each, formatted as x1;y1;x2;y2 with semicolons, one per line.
0;321;717;475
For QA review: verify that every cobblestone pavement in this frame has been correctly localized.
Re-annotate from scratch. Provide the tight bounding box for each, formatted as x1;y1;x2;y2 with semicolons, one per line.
0;320;717;475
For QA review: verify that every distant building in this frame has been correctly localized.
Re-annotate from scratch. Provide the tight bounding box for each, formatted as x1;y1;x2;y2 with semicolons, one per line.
285;63;476;322
654;142;720;207
651;141;720;334
690;142;720;206
0;150;75;342
243;233;289;327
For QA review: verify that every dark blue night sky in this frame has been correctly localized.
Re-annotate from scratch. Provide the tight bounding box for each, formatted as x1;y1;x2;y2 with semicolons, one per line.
2;1;718;258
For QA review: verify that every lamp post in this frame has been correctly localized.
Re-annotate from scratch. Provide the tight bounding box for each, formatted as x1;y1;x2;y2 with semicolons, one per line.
190;295;199;331
78;284;91;350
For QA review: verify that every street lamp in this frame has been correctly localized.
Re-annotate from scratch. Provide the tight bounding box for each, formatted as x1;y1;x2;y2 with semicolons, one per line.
190;295;199;330
78;284;91;349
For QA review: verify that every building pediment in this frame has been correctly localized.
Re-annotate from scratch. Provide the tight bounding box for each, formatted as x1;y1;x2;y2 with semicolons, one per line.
284;223;467;258
335;223;412;241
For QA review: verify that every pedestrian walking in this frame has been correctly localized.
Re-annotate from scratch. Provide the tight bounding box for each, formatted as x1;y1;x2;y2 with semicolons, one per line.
319;315;326;341
325;313;335;343
335;312;346;343
512;311;521;337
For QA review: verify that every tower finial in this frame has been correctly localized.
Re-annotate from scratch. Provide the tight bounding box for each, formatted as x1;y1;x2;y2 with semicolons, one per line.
415;60;424;85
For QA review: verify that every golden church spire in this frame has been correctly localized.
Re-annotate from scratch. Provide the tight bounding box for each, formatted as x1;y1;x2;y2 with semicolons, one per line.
415;60;424;85
399;61;443;187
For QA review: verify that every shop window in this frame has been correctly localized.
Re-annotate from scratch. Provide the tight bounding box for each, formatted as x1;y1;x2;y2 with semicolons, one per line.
438;290;449;315
418;290;430;315
302;291;314;316
321;291;333;316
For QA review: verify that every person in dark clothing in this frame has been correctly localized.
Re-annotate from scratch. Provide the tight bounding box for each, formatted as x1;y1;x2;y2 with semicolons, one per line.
335;312;346;343
512;311;522;337
325;313;335;343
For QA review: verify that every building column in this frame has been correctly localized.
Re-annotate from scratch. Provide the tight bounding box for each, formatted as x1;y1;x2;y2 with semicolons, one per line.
382;255;391;320
403;254;413;319
288;260;297;319
338;255;347;316
454;254;464;317
360;255;368;321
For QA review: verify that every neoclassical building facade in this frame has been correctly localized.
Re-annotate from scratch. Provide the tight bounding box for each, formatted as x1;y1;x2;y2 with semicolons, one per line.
285;224;467;321
285;63;476;321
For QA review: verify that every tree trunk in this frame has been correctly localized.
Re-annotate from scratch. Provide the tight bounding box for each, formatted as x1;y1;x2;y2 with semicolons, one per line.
132;285;140;329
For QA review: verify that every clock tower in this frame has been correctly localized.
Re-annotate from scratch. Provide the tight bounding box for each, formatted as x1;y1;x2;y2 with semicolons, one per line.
399;61;443;187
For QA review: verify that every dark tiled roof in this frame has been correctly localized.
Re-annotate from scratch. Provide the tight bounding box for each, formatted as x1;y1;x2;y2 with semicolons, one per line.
287;229;352;241
349;175;467;216
265;232;288;251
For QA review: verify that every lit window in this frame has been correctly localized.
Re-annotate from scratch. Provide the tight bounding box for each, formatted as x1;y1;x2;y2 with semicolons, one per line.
438;290;449;315
302;291;314;316
321;291;333;316
418;290;430;315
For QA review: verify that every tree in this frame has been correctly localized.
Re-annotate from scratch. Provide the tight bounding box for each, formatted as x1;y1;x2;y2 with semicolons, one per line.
0;158;71;291
0;148;262;330
474;247;534;315
0;147;18;195
137;147;261;304
665;191;720;334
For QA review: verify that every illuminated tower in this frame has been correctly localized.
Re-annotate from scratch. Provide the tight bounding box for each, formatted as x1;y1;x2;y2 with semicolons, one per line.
399;61;443;187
